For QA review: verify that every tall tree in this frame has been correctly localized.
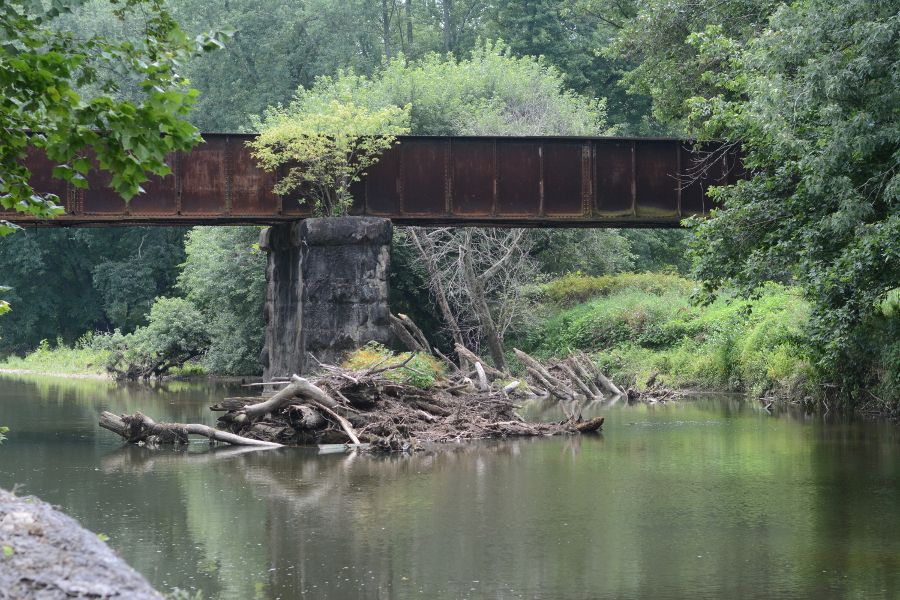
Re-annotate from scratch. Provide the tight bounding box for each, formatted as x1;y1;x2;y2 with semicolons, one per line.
604;0;775;130
684;0;899;400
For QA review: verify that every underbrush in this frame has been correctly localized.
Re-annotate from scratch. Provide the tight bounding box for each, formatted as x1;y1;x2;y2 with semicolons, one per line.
342;342;445;389
0;335;110;376
515;274;815;398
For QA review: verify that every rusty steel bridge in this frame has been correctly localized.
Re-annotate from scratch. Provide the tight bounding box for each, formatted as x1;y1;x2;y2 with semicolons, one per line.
6;134;742;228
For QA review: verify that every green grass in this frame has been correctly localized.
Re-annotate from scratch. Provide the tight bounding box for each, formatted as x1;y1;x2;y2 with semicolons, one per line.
530;271;695;307
0;335;111;376
514;273;815;398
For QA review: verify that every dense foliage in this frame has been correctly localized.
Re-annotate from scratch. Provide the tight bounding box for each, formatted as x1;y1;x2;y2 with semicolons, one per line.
275;41;610;137
0;228;185;353
517;273;813;399
682;0;899;401
159;0;657;132
177;227;266;375
98;297;209;379
0;0;227;235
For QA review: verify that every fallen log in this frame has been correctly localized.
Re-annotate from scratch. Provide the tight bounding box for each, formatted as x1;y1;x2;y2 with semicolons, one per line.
514;348;573;393
390;314;427;353
99;411;282;447
310;400;362;445
474;362;489;391
455;344;506;379
573;351;624;397
397;313;432;353
574;416;605;433
289;405;326;430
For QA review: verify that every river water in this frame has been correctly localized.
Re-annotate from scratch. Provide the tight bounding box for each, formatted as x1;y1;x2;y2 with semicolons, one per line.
0;374;898;599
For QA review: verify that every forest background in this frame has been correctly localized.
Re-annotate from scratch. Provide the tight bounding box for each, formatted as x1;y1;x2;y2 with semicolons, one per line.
1;0;896;408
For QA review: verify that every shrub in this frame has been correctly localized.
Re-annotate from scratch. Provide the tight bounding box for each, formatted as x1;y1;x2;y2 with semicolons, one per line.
249;99;410;216
342;342;444;389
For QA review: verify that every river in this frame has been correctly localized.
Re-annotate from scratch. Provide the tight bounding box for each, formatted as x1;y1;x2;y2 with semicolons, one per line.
0;374;898;599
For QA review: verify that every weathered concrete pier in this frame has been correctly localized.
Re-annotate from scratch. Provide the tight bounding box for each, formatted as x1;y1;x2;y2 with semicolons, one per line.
259;217;393;379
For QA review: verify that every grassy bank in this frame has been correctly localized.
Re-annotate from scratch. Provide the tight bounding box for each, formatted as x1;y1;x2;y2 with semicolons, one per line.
0;337;111;376
0;335;205;379
513;273;815;398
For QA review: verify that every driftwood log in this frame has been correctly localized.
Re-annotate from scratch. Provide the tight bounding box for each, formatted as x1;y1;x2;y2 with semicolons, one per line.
99;411;282;448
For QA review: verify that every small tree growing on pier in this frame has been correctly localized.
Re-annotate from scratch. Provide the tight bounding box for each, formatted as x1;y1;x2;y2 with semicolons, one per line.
249;94;410;217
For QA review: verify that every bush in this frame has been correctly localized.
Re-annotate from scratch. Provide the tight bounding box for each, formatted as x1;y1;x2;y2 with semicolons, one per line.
342;342;445;389
0;333;111;375
99;298;209;380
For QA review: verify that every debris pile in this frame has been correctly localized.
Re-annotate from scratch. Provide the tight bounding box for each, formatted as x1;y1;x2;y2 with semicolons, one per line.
100;315;628;452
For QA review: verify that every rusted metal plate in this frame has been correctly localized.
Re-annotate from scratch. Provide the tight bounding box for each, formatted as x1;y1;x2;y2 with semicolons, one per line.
400;138;447;215
363;144;401;215
634;141;680;219
497;141;541;216
14;134;742;227
594;139;633;215
230;139;278;216
130;153;178;216
451;139;495;216
14;147;70;214
542;141;583;217
81;150;127;214
180;136;228;215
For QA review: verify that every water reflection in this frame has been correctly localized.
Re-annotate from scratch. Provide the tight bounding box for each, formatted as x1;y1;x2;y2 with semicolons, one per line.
0;375;898;599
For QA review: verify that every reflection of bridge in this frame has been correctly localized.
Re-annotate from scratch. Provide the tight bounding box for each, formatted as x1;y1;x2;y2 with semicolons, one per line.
9;134;742;228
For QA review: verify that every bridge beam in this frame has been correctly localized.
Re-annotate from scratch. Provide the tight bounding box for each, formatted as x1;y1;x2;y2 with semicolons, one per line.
6;135;743;228
259;217;393;379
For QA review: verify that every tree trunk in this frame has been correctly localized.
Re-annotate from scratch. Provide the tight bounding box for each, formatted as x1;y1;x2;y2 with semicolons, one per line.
461;234;507;372
409;227;468;366
405;0;413;45
99;411;282;448
442;0;452;52
381;0;393;62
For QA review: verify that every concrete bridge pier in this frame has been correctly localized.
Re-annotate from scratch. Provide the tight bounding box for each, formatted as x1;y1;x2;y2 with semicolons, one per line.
258;217;393;380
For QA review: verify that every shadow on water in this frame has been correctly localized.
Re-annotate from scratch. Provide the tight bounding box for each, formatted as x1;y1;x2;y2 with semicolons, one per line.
0;374;898;599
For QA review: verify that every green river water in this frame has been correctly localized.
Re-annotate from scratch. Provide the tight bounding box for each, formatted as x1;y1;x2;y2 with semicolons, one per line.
0;374;898;599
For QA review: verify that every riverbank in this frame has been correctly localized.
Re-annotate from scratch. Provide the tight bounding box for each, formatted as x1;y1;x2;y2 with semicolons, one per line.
512;273;816;400
0;337;111;377
0;336;205;380
6;272;895;411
